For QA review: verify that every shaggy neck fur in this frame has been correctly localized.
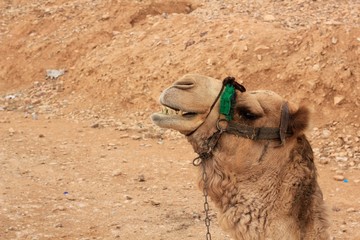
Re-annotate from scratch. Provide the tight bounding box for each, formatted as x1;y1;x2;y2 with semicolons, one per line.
188;133;329;240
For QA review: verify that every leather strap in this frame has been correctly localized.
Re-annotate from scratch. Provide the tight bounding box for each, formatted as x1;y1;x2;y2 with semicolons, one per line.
279;102;290;145
225;102;292;143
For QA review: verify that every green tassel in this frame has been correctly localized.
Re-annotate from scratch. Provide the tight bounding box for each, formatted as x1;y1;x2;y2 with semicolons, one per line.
220;84;235;120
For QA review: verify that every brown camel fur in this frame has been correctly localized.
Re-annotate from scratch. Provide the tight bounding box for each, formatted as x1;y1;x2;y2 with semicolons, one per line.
152;74;329;240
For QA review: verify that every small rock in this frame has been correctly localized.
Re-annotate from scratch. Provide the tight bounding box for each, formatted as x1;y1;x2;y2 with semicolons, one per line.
336;156;348;162
321;129;331;139
331;37;338;44
335;170;344;175
116;126;128;131
112;170;123;177
339;224;347;232
334;95;345;105
257;54;262;61
39;134;45;138
348;161;356;167
131;135;141;140
319;158;329;165
125;195;133;200
100;14;110;21
312;64;321;71
151;200;161;206
333;175;345;181
54;223;63;228
52;206;66;212
138;174;146;182
65;194;76;201
91;123;100;128
263;14;276;22
332;206;341;212
239;34;246;40
46;69;65;80
254;45;270;52
31;113;38;120
8;128;15;135
184;39;195;49
346;208;356;213
31;99;41;105
200;31;208;37
243;45;248;52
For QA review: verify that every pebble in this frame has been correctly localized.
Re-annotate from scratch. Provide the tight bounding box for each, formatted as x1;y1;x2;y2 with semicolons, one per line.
332;206;341;212
263;14;276;22
335;170;344;175
339;224;347;232
52;206;66;212
31;112;38;120
319;158;329;165
331;36;338;44
333;175;345;181
336;156;348;162
8;128;15;135
54;223;63;228
119;134;129;139
112;170;123;177
138;174;146;182
321;129;331;139
312;64;320;71
151;200;161;206
334;95;345;105
131;135;141;140
254;45;270;52
346;208;356;213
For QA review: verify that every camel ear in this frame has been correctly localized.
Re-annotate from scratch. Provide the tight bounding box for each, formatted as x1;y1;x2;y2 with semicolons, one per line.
288;105;310;135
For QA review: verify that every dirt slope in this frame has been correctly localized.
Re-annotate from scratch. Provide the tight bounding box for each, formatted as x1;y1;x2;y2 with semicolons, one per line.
1;0;360;239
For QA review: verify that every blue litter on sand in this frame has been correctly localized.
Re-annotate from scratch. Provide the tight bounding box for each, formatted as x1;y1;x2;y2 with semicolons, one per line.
343;179;349;183
64;191;69;195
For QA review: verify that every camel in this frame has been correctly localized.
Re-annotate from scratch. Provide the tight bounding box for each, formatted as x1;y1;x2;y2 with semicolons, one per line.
151;74;329;240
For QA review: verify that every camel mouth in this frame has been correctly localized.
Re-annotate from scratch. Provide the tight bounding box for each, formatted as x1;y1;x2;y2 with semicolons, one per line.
151;104;205;134
160;105;197;118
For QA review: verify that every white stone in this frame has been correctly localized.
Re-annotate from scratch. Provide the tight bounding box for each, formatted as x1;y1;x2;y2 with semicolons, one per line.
334;95;345;105
333;175;345;181
263;14;276;22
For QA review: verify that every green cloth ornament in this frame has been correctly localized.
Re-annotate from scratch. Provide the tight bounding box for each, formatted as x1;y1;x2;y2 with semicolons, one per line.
219;84;235;120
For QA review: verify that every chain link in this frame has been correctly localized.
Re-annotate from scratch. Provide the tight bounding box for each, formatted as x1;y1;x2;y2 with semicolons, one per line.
201;160;212;240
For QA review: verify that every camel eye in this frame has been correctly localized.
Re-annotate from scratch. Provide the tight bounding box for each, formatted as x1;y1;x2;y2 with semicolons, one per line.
237;107;260;120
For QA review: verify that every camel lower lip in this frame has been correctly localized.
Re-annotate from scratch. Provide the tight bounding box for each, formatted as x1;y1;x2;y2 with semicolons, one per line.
151;112;197;121
151;111;203;134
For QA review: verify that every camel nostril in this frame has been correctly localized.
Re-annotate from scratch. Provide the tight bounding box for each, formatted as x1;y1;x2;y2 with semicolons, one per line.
173;80;194;90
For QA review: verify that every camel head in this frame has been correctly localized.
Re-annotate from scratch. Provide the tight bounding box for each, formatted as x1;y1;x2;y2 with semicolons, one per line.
152;74;309;147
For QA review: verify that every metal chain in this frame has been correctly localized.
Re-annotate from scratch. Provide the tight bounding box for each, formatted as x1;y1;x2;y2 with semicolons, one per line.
193;128;227;240
201;160;212;240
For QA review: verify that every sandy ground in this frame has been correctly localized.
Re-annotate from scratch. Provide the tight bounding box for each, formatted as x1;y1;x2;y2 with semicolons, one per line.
1;0;360;239
1;111;360;240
